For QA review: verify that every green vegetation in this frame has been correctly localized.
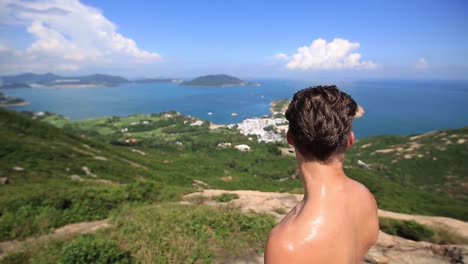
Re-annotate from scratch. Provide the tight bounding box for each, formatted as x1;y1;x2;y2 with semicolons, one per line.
1;204;275;263
379;217;435;242
0;108;297;241
346;129;468;201
273;208;287;214
58;236;133;264
0;109;184;241
379;217;468;244
214;193;239;202
271;98;290;113
109;204;275;263
182;74;257;86
1;105;467;261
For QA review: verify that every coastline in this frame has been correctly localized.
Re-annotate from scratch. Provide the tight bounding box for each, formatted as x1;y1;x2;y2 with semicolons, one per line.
270;99;290;114
0;101;30;107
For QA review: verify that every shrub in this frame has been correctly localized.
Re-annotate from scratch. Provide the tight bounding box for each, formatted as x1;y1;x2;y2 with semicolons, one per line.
124;181;161;202
58;236;132;264
0;252;29;264
273;208;287;214
379;218;435;241
214;193;239;202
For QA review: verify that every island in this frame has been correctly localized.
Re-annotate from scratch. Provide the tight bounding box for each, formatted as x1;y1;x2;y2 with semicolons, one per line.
0;73;129;89
0;92;29;107
181;74;259;87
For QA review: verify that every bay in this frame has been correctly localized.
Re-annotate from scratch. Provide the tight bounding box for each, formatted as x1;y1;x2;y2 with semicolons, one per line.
5;79;468;138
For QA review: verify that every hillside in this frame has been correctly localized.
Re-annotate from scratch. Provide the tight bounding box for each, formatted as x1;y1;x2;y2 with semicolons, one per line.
38;110;468;220
0;108;174;242
346;128;468;201
0;107;467;262
182;74;258;86
0;108;298;242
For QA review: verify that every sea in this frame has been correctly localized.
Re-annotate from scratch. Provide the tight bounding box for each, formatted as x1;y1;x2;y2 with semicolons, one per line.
4;79;468;139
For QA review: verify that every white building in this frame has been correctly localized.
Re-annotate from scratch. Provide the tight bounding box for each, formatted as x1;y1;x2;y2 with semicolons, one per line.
234;144;251;152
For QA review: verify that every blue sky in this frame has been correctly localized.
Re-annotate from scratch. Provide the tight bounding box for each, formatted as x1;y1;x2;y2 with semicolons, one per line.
0;0;467;79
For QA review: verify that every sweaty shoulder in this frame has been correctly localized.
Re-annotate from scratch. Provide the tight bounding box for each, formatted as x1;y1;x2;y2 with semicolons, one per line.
348;178;378;215
265;223;296;264
346;178;379;247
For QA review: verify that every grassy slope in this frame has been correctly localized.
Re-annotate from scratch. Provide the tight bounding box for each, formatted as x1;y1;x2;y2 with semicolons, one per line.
41;111;468;220
348;129;467;197
0;109;298;241
345;128;467;219
1;108;467;242
1;107;467;262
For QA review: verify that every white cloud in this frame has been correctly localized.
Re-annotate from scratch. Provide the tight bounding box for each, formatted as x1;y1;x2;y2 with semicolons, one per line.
414;58;429;70
0;0;161;73
273;53;289;60
280;38;378;70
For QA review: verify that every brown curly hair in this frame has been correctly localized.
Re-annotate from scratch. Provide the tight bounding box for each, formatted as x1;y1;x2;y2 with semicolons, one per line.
285;85;358;163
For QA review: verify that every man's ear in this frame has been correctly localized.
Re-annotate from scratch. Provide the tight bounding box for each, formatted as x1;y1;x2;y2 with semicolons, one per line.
347;131;355;148
286;130;295;146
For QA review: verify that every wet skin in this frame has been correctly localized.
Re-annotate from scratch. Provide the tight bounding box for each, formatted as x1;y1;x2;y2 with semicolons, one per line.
265;133;379;264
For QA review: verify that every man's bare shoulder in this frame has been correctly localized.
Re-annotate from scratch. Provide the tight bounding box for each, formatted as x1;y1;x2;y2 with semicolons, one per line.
346;177;379;243
265;224;293;263
347;178;378;210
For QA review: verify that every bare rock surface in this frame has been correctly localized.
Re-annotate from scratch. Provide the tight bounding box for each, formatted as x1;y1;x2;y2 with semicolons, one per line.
184;189;468;264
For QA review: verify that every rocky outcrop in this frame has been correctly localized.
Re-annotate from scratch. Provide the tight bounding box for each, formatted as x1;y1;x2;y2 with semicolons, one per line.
183;189;468;264
365;231;467;264
0;177;9;185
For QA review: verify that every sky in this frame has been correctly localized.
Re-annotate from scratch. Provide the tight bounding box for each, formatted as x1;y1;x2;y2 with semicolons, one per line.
0;0;467;80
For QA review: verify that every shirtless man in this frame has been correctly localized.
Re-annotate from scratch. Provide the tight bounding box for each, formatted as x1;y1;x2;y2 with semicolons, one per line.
265;86;379;264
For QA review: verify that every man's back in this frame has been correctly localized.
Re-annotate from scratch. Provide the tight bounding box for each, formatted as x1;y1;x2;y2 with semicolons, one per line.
265;177;379;264
267;85;379;263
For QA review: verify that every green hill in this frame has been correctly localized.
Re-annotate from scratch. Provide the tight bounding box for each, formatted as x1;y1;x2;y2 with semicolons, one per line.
1;107;467;243
182;74;257;86
1;107;467;262
40;111;468;218
346;128;468;201
0;108;296;242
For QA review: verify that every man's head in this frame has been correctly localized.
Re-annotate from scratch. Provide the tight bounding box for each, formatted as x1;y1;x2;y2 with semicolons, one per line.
285;85;358;164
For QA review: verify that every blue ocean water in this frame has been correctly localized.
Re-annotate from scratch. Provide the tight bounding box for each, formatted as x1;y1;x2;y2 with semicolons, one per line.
5;79;468;138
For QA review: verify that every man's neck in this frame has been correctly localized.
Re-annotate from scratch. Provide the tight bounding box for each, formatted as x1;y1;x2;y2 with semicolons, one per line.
297;157;348;202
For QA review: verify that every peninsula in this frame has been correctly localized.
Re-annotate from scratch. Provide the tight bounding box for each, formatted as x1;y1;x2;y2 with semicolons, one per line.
181;74;259;87
0;92;29;107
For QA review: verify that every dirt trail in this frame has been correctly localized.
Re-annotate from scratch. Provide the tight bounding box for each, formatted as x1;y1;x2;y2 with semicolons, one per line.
183;189;468;264
0;219;110;259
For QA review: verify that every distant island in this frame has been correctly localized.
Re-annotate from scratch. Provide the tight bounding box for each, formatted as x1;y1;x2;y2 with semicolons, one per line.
0;73;129;89
0;92;29;107
0;73;257;89
0;73;185;89
181;74;259;87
